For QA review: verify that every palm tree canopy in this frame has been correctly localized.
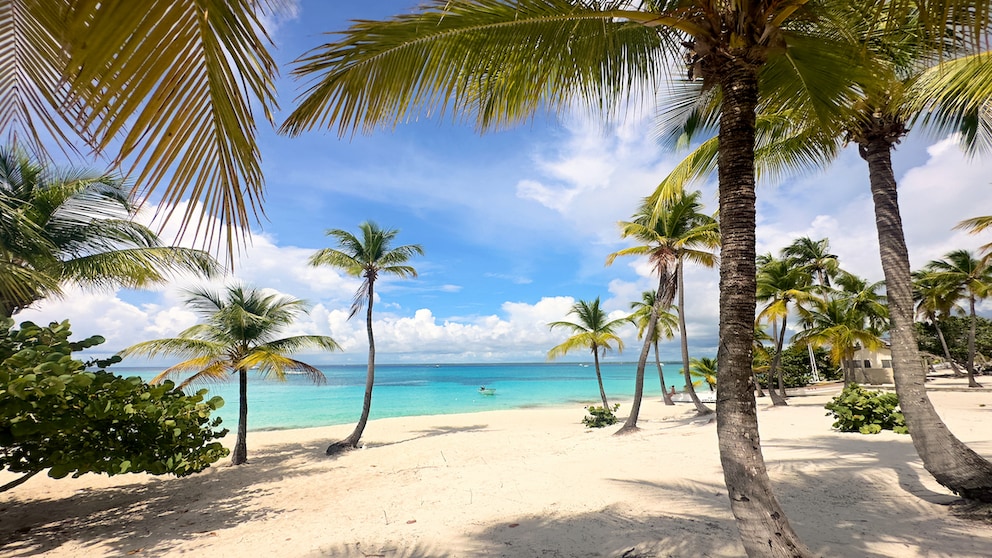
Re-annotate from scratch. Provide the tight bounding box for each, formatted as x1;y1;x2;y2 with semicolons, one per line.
924;249;992;299
630;290;679;342
121;285;340;388
309;221;424;319
755;257;817;324
547;297;629;359
795;296;885;367
781;237;840;288
0;146;219;316
0;0;282;257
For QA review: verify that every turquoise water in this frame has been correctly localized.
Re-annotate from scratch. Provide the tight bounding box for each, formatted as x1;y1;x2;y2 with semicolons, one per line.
118;362;694;432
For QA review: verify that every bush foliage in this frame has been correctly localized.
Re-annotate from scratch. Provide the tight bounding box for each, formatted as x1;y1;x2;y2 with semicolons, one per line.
0;320;229;488
583;404;620;428
755;344;837;387
824;384;908;435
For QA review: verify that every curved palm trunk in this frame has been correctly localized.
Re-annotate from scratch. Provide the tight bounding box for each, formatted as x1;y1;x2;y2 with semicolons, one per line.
767;319;787;405
334;280;377;453
769;314;789;405
617;310;655;434
233;367;248;465
934;321;964;376
656;340;675;405
752;370;765;397
715;61;811;557
591;344;610;410
677;262;712;415
864;136;992;502
966;297;982;387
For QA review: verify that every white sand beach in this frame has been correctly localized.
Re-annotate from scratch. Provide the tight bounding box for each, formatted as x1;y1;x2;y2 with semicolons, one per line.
2;387;991;557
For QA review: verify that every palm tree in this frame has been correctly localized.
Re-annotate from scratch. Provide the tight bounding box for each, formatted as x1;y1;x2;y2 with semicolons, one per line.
755;255;817;404
309;222;423;453
547;297;629;411
913;269;965;375
795;296;885;386
607;191;719;422
630;290;679;406
781;237;839;290
690;356;718;391
0;0;280;255
922;250;992;388
277;1;983;552
0;147;219;317
120;285;340;465
956;215;992;260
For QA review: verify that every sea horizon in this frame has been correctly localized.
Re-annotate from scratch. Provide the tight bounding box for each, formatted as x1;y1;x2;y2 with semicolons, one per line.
113;361;701;432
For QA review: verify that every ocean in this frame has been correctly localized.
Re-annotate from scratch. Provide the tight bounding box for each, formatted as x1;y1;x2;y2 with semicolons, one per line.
116;362;697;432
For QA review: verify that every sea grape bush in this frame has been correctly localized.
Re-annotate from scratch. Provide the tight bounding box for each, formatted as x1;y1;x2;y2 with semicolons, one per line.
0;319;228;489
824;383;908;434
583;404;620;428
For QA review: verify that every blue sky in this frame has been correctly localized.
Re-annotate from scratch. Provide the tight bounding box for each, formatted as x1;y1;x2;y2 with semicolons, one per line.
20;1;992;365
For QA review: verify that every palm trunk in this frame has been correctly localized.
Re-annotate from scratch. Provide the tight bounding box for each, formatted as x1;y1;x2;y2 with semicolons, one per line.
863;135;992;502
617;316;653;434
768;317;787;405
677;262;712;415
656;340;674;405
233;367;248;465
334;279;377;452
592;345;610;410
966;297;982;387
934;321;964;376
752;370;765;397
714;59;811;556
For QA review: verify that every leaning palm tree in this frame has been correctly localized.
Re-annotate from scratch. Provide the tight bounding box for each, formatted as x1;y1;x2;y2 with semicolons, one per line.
0;0;280;255
607;191;719;420
547;297;629;410
278;1;988;552
913;269;966;375
0;146;219;317
121;285;340;465
630;290;679;406
756;255;818;405
309;222;423;453
922;250;992;388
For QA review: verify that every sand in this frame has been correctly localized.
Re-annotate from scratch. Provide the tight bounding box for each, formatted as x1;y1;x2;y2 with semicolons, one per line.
1;385;991;557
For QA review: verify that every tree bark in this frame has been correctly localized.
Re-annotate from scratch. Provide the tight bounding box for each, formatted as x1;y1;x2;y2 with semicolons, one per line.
617;317;653;434
677;262;712;415
714;59;811;556
863;135;992;502
934;322;964;376
333;277;377;453
0;469;41;492
233;367;248;465
656;340;675;405
768;317;788;405
592;344;610;410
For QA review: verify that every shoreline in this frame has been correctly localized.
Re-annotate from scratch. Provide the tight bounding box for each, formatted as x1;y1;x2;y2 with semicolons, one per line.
2;389;991;557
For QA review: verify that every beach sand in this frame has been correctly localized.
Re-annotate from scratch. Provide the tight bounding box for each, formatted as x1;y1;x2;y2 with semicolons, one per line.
2;387;991;557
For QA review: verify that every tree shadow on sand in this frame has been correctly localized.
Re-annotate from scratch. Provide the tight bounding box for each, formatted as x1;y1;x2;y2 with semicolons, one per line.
0;439;333;557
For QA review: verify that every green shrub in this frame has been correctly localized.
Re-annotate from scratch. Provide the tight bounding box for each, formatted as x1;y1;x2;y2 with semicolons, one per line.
583;404;620;428
824;384;908;434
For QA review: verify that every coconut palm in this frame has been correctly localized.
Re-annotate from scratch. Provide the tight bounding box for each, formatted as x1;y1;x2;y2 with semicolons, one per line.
547;297;629;411
956;215;992;260
309;222;423;453
690;356;718;391
913;269;965;375
278;0;988;551
630;290;679;406
0;146;219;317
607;190;719;422
120;285;340;465
0;0;280;255
756;255;818;404
795;296;885;385
922;250;992;387
781;237;839;290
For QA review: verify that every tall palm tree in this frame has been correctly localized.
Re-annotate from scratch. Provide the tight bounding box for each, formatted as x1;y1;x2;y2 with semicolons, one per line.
781;237;839;290
309;222;423;453
756;255;818;404
913;269;965;375
922;250;992;388
630;290;679;406
690;356;718;391
547;297;629;411
607;191;719;421
0;0;280;255
795;296;885;385
278;0;987;552
0;147;219;317
120;285;340;465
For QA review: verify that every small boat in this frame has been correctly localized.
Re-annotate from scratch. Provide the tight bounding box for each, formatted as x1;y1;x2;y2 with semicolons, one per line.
478;386;496;395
